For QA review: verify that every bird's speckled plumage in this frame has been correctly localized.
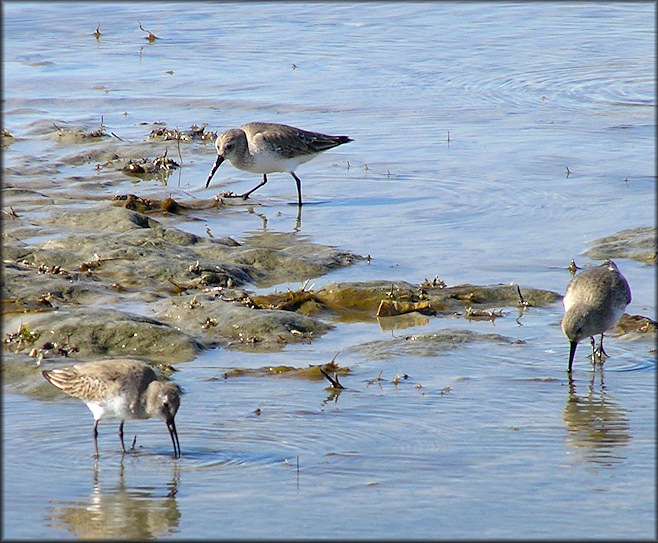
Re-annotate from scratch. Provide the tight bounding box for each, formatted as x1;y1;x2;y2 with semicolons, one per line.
42;358;181;458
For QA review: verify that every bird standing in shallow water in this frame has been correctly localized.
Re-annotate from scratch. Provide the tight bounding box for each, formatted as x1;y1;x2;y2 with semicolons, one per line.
561;260;631;372
204;122;352;206
42;358;181;459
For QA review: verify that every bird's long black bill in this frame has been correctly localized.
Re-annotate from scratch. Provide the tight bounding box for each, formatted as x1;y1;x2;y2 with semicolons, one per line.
205;155;225;188
567;341;578;373
167;418;181;459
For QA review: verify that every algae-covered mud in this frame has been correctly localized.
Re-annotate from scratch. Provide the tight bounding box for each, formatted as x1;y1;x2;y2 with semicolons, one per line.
2;185;572;366
6;177;651;372
4;184;652;369
3;3;655;540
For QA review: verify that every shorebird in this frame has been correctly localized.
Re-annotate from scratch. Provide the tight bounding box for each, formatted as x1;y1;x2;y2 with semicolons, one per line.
204;122;352;206
42;358;181;458
561;260;631;372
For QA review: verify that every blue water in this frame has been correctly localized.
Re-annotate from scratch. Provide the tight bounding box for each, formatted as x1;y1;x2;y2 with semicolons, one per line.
3;2;655;539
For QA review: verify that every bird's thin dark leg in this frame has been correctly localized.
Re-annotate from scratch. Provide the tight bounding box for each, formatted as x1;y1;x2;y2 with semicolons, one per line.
118;421;126;454
291;172;303;207
589;336;597;364
93;420;100;458
240;174;268;200
598;333;608;359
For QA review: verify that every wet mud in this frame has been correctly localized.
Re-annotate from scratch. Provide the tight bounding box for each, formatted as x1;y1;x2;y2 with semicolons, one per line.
3;120;654;393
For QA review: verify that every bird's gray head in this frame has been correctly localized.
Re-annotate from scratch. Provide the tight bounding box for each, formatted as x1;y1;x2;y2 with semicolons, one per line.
561;310;588;344
147;381;181;458
216;128;248;160
205;128;248;188
147;381;181;421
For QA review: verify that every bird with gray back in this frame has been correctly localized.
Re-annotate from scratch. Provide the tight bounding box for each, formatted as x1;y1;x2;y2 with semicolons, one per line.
561;260;631;372
205;122;352;206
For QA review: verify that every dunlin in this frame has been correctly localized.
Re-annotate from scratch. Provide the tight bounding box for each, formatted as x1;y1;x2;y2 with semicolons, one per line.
42;358;181;458
204;122;352;206
561;260;631;372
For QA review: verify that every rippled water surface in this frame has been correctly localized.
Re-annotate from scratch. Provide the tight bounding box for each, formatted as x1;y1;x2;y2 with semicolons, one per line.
3;2;656;539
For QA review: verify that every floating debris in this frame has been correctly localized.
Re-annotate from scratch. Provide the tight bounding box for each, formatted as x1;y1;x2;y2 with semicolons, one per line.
3;324;40;347
148;123;217;142
249;287;318;312
420;275;447;289
376;298;430;317
122;149;179;179
53;118;108;141
465;306;504;321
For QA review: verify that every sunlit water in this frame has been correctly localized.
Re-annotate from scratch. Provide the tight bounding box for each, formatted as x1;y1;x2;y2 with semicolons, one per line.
3;2;655;539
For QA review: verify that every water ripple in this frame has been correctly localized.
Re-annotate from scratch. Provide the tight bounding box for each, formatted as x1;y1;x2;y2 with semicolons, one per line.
451;64;654;110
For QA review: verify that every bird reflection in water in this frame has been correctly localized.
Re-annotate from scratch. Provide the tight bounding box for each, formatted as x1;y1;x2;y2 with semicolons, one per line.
562;369;631;467
47;458;181;539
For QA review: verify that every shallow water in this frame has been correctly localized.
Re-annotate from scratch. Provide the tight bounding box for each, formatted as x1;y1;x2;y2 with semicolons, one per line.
2;2;656;539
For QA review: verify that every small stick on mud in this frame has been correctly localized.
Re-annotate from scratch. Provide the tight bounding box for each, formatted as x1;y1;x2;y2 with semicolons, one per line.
365;369;384;387
176;130;183;165
167;277;187;293
3;206;19;219
320;367;344;389
516;285;529;308
138;21;160;41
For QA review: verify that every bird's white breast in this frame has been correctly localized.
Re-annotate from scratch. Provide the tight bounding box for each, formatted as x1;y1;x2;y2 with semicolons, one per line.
243;146;318;174
86;395;139;421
